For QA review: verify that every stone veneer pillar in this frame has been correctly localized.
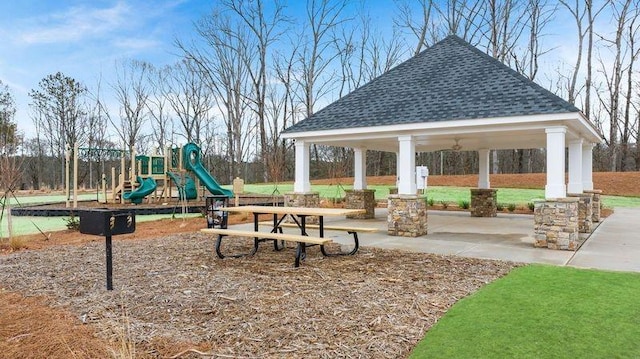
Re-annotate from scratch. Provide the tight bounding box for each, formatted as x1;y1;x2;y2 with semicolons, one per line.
534;198;580;250
567;193;594;233
345;189;376;219
470;189;497;217
284;192;320;224
584;190;602;222
387;195;427;237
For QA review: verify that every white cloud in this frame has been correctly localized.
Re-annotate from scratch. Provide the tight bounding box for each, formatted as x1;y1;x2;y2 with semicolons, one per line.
113;37;161;50
19;2;131;44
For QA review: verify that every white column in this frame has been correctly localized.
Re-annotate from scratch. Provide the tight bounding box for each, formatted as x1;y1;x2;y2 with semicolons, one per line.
398;135;416;195
353;147;367;190
395;151;400;188
582;143;594;191
567;139;583;194
293;140;311;193
545;127;567;199
478;148;490;189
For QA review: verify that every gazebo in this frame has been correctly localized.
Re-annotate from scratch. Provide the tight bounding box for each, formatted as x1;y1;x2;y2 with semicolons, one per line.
282;35;603;250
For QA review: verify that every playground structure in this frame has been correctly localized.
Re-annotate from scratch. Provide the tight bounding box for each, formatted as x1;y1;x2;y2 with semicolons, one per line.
65;142;233;208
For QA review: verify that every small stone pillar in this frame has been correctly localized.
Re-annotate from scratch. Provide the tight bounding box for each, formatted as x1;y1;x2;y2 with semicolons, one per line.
568;193;594;233
387;195;427;237
345;189;376;219
470;189;497;217
534;198;580;250
284;192;320;224
584;189;602;222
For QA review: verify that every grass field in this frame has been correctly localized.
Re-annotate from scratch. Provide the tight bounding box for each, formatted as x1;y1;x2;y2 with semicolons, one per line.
243;184;640;208
410;265;640;358
3;184;639;237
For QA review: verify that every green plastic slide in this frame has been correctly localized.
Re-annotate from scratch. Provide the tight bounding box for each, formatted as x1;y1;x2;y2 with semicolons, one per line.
123;176;157;204
166;171;198;200
182;143;233;198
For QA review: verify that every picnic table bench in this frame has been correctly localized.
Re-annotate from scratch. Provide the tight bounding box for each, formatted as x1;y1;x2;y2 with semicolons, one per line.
260;221;378;256
200;206;373;267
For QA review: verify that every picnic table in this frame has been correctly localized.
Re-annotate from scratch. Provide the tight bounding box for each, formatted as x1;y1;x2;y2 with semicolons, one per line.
200;205;376;266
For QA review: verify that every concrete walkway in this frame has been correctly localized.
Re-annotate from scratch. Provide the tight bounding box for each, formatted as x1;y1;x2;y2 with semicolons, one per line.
567;207;640;272
229;207;640;273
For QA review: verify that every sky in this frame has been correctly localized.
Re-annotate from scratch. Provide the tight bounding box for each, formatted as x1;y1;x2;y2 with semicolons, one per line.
0;0;607;141
0;0;215;138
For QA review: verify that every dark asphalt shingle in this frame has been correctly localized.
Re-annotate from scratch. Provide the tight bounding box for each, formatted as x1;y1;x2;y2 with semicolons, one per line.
283;35;580;134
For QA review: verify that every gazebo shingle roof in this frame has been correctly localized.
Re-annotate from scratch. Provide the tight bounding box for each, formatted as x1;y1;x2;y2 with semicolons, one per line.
283;35;580;134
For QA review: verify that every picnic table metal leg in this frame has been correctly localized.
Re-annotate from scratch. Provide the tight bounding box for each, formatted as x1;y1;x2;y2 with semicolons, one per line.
321;231;360;257
271;213;285;251
215;234;259;259
294;242;306;267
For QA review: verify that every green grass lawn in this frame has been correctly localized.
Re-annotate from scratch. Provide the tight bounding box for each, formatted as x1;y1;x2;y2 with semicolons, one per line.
2;184;638;237
242;184;640;208
410;265;640;358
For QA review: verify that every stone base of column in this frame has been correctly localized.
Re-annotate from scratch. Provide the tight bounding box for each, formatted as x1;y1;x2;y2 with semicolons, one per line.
568;193;594;233
584;189;603;222
284;192;320;224
470;188;497;217
345;189;376;219
534;198;581;251
387;195;427;237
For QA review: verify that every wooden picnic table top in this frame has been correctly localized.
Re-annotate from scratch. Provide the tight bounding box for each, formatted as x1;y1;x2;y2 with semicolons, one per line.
218;205;365;217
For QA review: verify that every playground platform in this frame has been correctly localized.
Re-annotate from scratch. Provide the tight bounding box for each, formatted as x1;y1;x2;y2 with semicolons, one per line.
10;195;284;217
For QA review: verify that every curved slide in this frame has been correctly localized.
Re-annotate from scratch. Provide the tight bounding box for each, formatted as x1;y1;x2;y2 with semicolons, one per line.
182;143;233;198
166;171;198;200
123;176;157;204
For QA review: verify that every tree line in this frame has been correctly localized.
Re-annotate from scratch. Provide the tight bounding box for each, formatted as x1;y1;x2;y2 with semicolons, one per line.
1;0;639;193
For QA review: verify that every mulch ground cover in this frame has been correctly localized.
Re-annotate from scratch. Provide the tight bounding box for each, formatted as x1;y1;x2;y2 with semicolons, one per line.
0;233;518;358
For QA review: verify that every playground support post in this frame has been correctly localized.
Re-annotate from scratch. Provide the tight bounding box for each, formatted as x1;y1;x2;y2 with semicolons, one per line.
65;144;71;208
73;143;79;208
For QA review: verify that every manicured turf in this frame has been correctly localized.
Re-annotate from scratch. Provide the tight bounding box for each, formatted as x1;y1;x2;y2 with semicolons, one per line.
2;185;639;237
243;184;640;208
410;265;640;358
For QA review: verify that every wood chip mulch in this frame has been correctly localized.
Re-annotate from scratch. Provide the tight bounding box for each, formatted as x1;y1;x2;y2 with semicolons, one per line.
0;234;520;358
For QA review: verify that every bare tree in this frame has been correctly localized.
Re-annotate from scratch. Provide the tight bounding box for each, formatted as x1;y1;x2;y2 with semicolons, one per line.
0;81;22;239
180;11;253;182
81;76;112;187
395;0;437;55
110;59;151;155
513;0;557;81
146;65;173;151
621;3;640;170
437;0;486;44
29;72;88;188
298;0;350;119
221;0;287;182
596;0;633;170
163;59;215;145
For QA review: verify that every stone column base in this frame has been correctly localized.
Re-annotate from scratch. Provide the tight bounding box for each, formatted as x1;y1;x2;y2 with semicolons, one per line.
470;188;497;217
534;198;581;250
387;195;427;237
584;189;603;222
284;192;320;224
568;193;594;233
345;189;376;219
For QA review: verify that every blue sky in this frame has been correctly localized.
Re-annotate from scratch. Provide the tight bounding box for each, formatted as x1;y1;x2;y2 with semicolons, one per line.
0;1;607;140
0;0;215;137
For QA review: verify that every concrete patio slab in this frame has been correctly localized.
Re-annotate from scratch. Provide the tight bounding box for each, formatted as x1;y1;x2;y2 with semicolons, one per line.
224;207;640;272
